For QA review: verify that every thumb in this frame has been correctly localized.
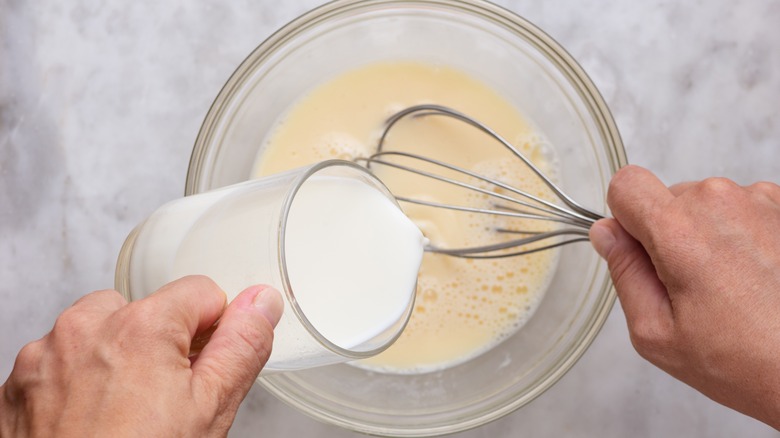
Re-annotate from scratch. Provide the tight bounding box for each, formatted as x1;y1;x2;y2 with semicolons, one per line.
590;219;674;352
191;285;283;409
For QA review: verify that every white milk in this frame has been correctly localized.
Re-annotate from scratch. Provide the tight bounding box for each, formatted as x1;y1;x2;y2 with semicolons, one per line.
127;172;425;365
283;175;424;350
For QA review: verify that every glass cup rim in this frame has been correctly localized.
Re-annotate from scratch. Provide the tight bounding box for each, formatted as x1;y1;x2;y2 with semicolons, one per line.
277;159;416;360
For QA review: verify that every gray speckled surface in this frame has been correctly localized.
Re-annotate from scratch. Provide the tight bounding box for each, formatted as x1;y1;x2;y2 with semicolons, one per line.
2;1;779;436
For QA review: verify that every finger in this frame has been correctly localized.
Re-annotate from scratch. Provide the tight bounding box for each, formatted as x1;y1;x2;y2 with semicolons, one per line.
71;289;128;313
139;275;228;339
191;285;283;411
668;181;698;196
4;340;45;402
590;219;674;353
747;181;780;204
607;165;675;248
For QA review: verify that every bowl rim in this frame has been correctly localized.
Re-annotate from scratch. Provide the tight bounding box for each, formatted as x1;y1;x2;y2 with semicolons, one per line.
188;0;626;435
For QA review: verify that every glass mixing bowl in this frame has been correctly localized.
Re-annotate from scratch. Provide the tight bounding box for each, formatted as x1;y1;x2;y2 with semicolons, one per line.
189;0;625;435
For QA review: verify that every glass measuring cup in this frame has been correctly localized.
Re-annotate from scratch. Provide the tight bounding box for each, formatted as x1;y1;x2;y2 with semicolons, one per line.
115;160;421;372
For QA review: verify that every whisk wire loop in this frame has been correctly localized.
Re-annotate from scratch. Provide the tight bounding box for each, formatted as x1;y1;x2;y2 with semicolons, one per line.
378;104;602;221
360;104;604;259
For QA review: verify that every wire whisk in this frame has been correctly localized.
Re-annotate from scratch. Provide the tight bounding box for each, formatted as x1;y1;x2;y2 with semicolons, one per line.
356;104;603;259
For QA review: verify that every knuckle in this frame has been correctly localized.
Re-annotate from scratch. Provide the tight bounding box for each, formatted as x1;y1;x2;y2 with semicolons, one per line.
608;254;633;288
607;166;638;203
72;289;128;311
233;318;274;364
116;303;187;343
698;177;738;198
110;304;154;339
627;317;672;360
158;275;226;311
117;300;160;330
153;275;220;299
749;181;780;197
7;339;49;399
51;306;92;339
96;289;128;306
608;246;647;290
684;178;742;214
180;274;220;291
613;164;642;182
14;340;44;373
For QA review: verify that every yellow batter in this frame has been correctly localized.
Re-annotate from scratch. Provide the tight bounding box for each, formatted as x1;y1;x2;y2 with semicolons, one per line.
253;61;559;373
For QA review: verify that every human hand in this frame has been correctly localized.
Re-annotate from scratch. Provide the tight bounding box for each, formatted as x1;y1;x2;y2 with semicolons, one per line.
0;275;284;437
589;165;780;429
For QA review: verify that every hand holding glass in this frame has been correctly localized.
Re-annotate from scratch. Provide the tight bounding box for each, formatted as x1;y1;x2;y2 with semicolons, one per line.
115;160;425;372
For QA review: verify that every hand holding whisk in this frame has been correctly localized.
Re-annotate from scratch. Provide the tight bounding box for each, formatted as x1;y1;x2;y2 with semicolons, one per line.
356;104;604;259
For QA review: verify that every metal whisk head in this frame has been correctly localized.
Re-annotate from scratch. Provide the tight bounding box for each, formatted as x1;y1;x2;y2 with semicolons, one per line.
356;104;603;259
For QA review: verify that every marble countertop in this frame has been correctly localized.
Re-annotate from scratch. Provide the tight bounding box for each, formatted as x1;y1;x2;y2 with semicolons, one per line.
2;1;778;436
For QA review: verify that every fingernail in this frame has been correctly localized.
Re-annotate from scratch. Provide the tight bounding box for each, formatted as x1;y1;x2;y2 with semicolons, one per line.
589;220;616;260
252;286;284;328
